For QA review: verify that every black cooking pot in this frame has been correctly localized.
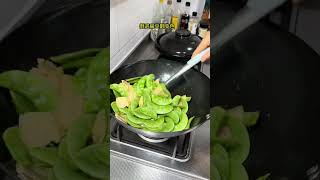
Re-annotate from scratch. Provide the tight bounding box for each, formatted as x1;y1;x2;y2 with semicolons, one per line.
155;29;202;62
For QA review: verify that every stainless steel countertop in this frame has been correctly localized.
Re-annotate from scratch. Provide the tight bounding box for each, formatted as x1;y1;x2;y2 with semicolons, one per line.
110;121;210;180
110;35;210;180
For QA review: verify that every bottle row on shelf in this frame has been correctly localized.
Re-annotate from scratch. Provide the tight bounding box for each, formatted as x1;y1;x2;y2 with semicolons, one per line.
151;0;210;40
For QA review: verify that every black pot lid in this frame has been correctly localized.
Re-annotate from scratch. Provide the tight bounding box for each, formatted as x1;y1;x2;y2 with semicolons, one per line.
156;29;201;59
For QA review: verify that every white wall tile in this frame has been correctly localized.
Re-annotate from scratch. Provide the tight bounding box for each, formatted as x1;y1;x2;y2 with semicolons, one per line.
110;0;156;71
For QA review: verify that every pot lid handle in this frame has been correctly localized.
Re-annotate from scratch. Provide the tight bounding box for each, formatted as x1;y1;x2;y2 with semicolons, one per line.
175;30;191;38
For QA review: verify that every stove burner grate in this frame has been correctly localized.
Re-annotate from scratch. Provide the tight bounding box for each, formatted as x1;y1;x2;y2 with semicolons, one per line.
111;120;193;161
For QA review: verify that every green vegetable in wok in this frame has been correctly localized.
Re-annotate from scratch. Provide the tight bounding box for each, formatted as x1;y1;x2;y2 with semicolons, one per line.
74;143;108;179
61;57;93;70
0;70;59;111
84;48;109;113
9;91;37;114
50;48;102;64
110;74;193;132
212;106;261;180
1;48;109;179
2;127;32;166
29;147;58;166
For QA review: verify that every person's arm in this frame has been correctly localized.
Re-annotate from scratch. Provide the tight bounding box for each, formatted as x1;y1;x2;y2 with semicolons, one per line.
192;31;210;62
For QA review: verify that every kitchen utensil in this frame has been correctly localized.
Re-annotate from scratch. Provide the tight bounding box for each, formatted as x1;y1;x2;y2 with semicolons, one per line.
212;21;320;179
213;0;287;52
155;29;202;61
111;59;210;139
165;47;210;86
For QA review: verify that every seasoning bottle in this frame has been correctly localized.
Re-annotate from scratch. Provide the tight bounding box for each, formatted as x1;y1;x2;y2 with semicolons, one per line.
188;12;199;34
171;0;183;31
150;0;166;41
180;2;190;30
165;0;173;24
198;19;209;38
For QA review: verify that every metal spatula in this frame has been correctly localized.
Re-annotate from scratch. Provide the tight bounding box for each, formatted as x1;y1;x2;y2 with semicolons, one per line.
165;47;210;86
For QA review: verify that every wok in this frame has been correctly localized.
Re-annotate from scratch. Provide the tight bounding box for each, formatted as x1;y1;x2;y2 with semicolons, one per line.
111;60;210;139
212;21;320;179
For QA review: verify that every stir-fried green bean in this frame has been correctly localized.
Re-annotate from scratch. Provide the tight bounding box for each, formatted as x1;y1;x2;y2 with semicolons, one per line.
1;48;109;180
212;106;260;180
110;74;193;132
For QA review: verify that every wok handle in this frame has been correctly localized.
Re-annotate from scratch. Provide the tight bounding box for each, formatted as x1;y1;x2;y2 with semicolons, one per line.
213;0;287;53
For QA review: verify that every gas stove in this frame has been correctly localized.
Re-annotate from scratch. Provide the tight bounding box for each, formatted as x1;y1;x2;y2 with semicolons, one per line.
110;117;210;180
110;36;210;180
111;117;193;162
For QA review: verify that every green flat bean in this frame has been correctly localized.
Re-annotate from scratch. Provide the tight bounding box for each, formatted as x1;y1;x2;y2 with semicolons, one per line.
126;112;145;125
111;102;119;113
212;164;221;180
29;147;58;166
48;168;58;180
50;48;102;64
2;127;32;166
174;107;182;116
0;70;58;111
84;49;109;112
145;74;155;88
138;106;157;119
118;107;129;114
73;68;88;94
228;160;248;180
171;95;181;106
212;106;260;180
161;117;175;132
130;97;139;111
62;57;93;70
10;91;36;114
58;138;76;169
159;83;171;97
143;116;164;129
110;84;128;97
143;90;152;105
151;94;172;105
74;144;107;179
173;113;188;131
137;77;146;89
225;117;250;163
133;107;152;119
151;103;173;114
126;76;142;84
53;158;90;180
127;118;143;128
212;107;226;138
166;110;180;124
212;144;230;180
178;98;188;114
66;114;95;162
184;116;195;130
94;142;109;166
181;95;191;102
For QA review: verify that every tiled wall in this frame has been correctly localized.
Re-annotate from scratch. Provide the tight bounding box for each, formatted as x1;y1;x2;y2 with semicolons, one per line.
110;0;156;72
